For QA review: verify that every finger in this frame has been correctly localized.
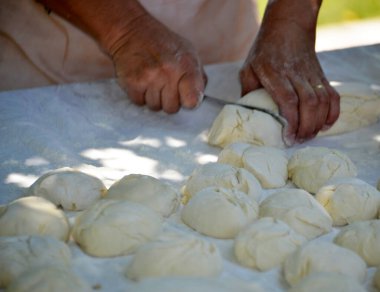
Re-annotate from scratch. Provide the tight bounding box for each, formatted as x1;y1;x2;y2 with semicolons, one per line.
161;83;180;114
178;69;205;109
125;86;146;106
239;65;261;96
322;79;340;129
310;81;330;136
145;86;163;111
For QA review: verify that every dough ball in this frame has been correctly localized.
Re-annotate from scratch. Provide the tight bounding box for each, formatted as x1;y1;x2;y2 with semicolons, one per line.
182;162;262;204
72;200;163;257
107;174;179;217
0;235;71;288
207;104;284;148
375;267;380;290
259;188;332;239
27;168;107;211
283;241;367;286
181;187;259;239
288;147;357;194
126;231;223;280
234;217;306;271
217;142;252;167
334;220;380;266
6;265;92;292
0;196;70;241
316;177;380;226
288;272;366;292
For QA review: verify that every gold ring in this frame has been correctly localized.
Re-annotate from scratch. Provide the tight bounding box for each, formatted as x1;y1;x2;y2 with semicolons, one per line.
313;84;324;90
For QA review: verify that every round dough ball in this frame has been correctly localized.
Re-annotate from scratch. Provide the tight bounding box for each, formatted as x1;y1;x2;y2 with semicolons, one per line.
316;177;380;226
181;187;259;239
182;162;262;204
234;217;306;271
288;147;357;194
334;220;380;266
72;200;163;257
6;265;92;292
374;267;380;290
0;196;70;241
126;231;223;280
107;174;179;217
27;168;107;211
283;241;367;286
242;146;288;188
259;188;332;239
217;142;252;167
0;235;71;288
288;272;366;292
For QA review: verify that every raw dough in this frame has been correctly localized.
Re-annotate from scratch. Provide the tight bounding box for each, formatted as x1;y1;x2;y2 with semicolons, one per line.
259;188;332;239
181;187;259;239
288;146;357;194
375;267;380;290
315;177;380;226
182;162;262;204
27;168;107;211
217;142;252;167
283;241;367;286
0;235;71;288
288;272;366;292
0;196;70;241
6;265;92;292
126;231;223;280
334;220;380;266
106;174;179;217
234;217;306;271
72;200;163;257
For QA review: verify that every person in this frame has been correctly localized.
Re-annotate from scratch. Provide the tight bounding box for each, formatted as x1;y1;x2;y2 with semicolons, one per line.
0;0;340;146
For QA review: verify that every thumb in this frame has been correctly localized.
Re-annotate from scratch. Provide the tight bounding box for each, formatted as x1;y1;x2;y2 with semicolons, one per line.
178;70;206;109
239;66;261;96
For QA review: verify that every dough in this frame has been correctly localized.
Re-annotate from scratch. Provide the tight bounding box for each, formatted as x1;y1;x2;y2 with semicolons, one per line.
259;188;332;239
288;272;366;292
107;174;179;217
27;168;107;211
375;267;380;290
288;146;357;194
6;265;92;292
217;142;252;167
234;217;306;271
334;220;380;266
72;200;163;257
182;162;262;204
181;187;259;239
0;196;70;241
242;146;288;188
126;231;223;280
0;235;71;288
315;177;380;226
283;241;367;286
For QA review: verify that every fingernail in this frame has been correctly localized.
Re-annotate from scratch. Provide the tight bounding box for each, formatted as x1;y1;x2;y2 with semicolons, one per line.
322;124;333;131
195;91;204;108
283;134;296;147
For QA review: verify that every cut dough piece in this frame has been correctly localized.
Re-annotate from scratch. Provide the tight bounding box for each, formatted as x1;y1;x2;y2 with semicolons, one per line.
375;267;380;290
316;177;380;226
334;220;380;266
27;168;107;211
283;241;367;286
6;265;92;292
259;188;332;239
181;187;259;239
182;162;262;204
217;142;252;167
107;174;179;217
126;231;223;280
234;217;306;271
288;146;357;194
288;272;366;292
0;235;71;288
72;200;163;257
0;196;70;241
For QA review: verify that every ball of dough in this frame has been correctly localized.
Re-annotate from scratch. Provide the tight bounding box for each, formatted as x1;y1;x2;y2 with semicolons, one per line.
181;187;259;239
288;147;357;194
283;241;367;286
27;168;107;211
106;174;179;217
234;217;306;271
288;272;366;292
72;200;163;257
0;196;70;241
217;142;252;168
259;188;332;239
126;231;223;280
182;162;262;204
334;220;380;266
6;265;92;292
315;177;380;226
0;235;71;288
374;267;380;290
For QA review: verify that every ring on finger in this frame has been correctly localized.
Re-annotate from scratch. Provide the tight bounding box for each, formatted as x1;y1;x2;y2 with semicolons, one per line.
313;84;324;90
